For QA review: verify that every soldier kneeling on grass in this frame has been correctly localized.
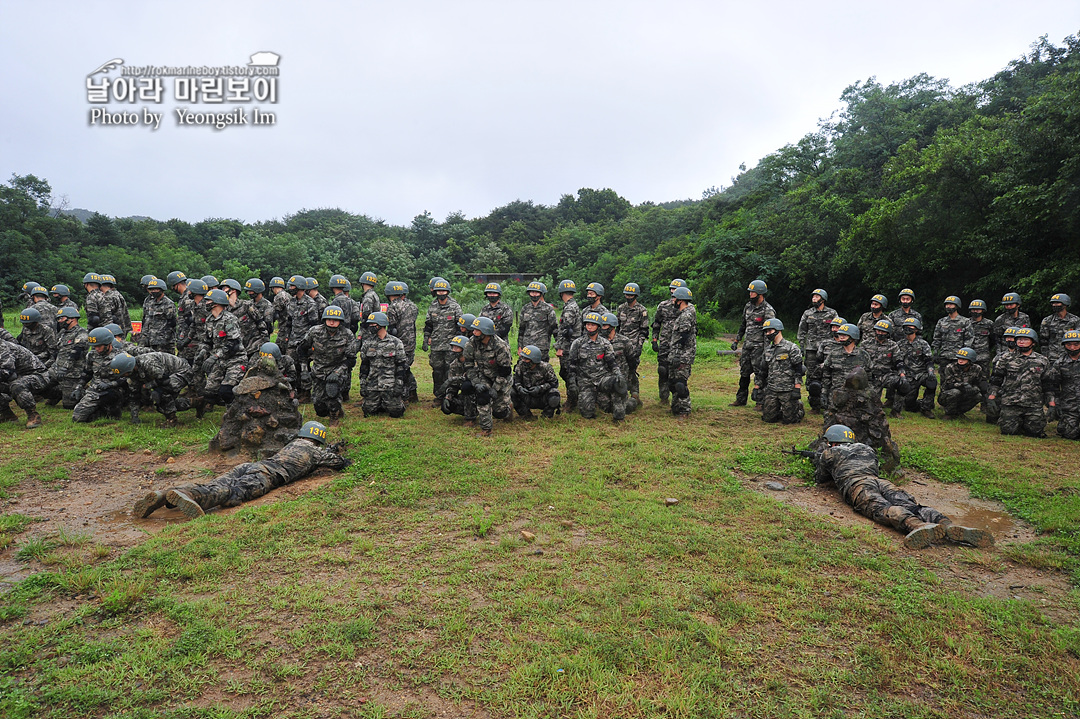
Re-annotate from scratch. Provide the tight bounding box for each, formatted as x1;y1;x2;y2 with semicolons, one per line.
135;421;350;519
811;424;993;550
109;352;194;427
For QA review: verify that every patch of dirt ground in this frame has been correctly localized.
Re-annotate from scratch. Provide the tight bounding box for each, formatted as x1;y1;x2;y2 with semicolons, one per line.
0;449;340;589
738;469;1078;624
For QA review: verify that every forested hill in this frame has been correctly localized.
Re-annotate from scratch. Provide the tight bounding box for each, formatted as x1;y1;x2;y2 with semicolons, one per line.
2;34;1077;327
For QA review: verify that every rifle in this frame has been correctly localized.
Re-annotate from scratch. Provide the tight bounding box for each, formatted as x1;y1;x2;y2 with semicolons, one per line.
781;446;820;462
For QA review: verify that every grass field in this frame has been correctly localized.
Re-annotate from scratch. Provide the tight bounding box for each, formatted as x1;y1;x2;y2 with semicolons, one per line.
1;321;1078;718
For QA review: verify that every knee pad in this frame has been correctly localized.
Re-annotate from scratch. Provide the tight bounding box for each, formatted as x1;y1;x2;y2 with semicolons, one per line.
674;381;689;399
313;399;330;417
388;406;405;418
546;391;561;409
750;386;762;403
493;407;510;420
441;397;454;415
657;364;668;382
808;382;821;398
218;385;235;403
475;389;491;406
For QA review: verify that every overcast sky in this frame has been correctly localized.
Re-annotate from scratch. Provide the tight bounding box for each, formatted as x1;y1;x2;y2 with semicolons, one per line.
1;1;1077;226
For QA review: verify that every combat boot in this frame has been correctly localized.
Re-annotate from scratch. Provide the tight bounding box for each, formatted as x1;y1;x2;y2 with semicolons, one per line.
134;491;167;518
902;522;946;549
730;377;750;406
921;408;936;419
193;396;207;419
0;406;18;423
477;428;492;437
165;489;205;519
408;388;419;403
163;413;179;428
541;408;555;419
946;525;994;548
25;410;43;429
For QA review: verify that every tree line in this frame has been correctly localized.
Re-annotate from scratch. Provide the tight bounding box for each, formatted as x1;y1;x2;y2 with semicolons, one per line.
2;33;1077;330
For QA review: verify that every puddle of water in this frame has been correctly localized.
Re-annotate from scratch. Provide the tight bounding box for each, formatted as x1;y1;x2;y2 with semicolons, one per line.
949;506;1014;533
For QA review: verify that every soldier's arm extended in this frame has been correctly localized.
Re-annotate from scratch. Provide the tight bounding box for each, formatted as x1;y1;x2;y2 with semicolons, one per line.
754;353;768;389
422;309;433;350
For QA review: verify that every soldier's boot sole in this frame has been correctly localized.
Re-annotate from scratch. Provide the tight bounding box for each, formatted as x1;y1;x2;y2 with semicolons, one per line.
921;410;936;419
165;490;205;519
134;491;167;518
25;411;43;429
946;525;994;548
903;523;946;549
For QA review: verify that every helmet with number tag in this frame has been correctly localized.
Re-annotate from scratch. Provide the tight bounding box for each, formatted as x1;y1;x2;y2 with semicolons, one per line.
763;318;784;332
30;286;48;298
944;295;961;307
51;284;71;297
748;279;767;294
582;312;603;327
449;335;468;350
601;313;619;327
322;306;345;322
87;327;114;346
898;288;915;300
83;273;101;285
58;306;80;320
585;282;604;297
109;353;137;376
140;275;155;288
329;274;349;290
1062;329;1080;345
245;278;266;294
484;282;502;296
385;281;407;297
472;316;496;336
812;288;829;303
1013;327;1037;342
432;277;451;294
259;342;282;360
956;347;976;361
201;275;219;289
824;424;856;444
669;278;686;290
622;282;640;297
359;271;378;287
968;299;986;311
100;275;116;287
104;323;123;337
874;319;892;334
527;281;547;295
1002;292;1021;305
167;271;187;288
459;314;476;331
672;287;693;302
187;279;208;296
19;307;41;324
520;344;542;361
269;276;286;290
221;279;242;292
299;421;329;444
366;311;389;327
207;289;230;306
871;293;888;309
1051;293;1072;307
836;323;860;342
557;279;577;294
830;317;847;328
902;317;923;332
147;278;166;291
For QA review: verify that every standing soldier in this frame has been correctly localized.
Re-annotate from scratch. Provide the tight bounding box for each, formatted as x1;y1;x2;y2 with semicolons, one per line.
440;335;477;424
798;288;838;413
518;281;558;362
286;277;320;402
857;294;889;340
330;275;361;335
756;318;804;424
110;351;195;426
50;285;78;330
358;312;407;418
100;275;133;336
993;292;1031;350
167;271;190;354
897;317;937;419
864;319;904;408
988;327;1050;437
220;279;243;310
1048;330;1080;440
306;278;328;316
616;282;649;408
465;316;513;435
385;281;419;403
510;344;561;420
298;306;358;422
938;347;986;420
480;282;514;342
568;312;620;421
668;287;697;418
932;296;974;379
196;289;247;413
602;312;638;414
582;283;609;316
16;307;58;369
1039;293;1080;363
967;299;995;394
177;279;210;368
422;278;463;407
888;288;922;342
652;279;685;405
83;272;107;329
236;279;274;359
357;272;381;346
52;307;89;408
555;280;583;408
18;281;41;309
271;276;294;351
138;278;177;353
0;339;50;428
731;279;775;407
821;324;873;419
27;286;53;321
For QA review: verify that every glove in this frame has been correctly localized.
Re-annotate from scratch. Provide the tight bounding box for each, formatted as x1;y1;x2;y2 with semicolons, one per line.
497;364;512;378
651;340;659;353
201;356;218;374
421;339;430;352
790;388;802;401
150;390;162;406
730;341;739;351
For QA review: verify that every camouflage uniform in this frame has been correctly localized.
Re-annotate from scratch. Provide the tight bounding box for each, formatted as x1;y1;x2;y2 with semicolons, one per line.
616;300;649;403
887;308;923;342
286;294;320;396
938;361;985;417
72;343;127;422
856;311;889;347
821;344;873;413
970;316;996;379
139;293;177;353
360;333;407;417
480;300;514;342
815;442;946;535
602;331;638;414
84;288;108;329
234;297;274;358
897;336;936;415
440;351;477;420
272;290;292;352
358;288;381;346
669;304;697;416
863;334;903;404
387;297;419;401
583;300;609;317
104;288;133;335
1040;312;1080;363
178;295;210;367
159;438;348;512
297;325;358;419
424;298;463;401
0;341;50;421
800;304;838;410
990;350;1051;437
820;368;901;472
123;352;194;420
52;298;79;331
332;292;362;335
518;299;558;362
557;297;583;406
993;310;1032;358
17;322;58;368
29;299;54;325
735;299;776;404
464;335;513;430
756;338;804;424
510;358;560;419
932;315;974;372
1048;352;1080;440
199;310;247;400
51;323;89;408
309;291;329;318
651;298;679;403
568;334;619;420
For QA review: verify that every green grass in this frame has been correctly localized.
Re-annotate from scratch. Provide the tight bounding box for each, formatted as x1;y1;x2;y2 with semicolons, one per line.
0;340;1078;717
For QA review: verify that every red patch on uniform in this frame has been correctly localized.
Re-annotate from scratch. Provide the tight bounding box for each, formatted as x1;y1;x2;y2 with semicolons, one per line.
446;316;454;320
218;331;227;337
754;317;764;323
597;353;605;359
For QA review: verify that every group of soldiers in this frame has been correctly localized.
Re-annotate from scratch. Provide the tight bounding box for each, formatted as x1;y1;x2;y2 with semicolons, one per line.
738;283;1080;441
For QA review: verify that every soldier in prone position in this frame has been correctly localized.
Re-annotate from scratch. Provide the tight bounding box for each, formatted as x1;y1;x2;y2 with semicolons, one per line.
134;421;350;519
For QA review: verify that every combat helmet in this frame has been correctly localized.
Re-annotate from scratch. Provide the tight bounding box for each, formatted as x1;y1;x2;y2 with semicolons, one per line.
299;421;329;444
